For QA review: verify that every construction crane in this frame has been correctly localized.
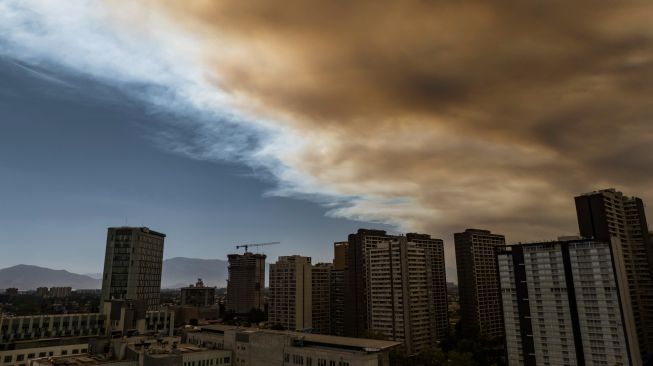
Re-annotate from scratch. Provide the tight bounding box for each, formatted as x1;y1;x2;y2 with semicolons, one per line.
236;241;280;253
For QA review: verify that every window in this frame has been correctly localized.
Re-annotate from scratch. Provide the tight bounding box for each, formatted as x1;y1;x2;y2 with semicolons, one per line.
3;356;12;363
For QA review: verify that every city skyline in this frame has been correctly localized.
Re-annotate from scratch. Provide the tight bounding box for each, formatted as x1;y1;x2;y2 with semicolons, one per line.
2;1;653;283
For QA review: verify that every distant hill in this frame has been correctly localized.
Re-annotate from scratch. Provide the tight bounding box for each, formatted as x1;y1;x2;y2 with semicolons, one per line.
161;257;228;289
0;257;229;291
0;265;101;290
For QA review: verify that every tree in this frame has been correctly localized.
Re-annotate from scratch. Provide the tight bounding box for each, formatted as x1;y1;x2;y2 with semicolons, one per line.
247;308;266;323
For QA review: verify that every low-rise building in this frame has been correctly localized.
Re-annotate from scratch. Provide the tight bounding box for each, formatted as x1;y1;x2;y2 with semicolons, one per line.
0;303;174;366
180;280;216;307
1;337;92;366
30;337;231;366
49;288;72;299
0;313;106;343
185;324;400;366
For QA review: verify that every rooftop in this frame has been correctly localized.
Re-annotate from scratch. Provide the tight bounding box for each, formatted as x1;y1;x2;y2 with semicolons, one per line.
31;355;127;366
198;324;401;351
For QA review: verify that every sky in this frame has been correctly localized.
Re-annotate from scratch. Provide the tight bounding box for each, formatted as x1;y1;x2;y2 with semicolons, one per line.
1;0;653;282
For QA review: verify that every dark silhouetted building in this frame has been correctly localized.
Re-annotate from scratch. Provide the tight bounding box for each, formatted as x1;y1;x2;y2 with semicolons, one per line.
101;227;166;311
576;189;653;362
454;228;505;339
311;262;332;334
333;241;348;271
226;252;266;314
330;267;345;337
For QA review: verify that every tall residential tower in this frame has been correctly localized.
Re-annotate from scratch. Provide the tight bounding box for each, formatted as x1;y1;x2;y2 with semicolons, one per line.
499;239;640;366
268;255;312;331
454;228;505;338
575;189;653;361
344;229;448;354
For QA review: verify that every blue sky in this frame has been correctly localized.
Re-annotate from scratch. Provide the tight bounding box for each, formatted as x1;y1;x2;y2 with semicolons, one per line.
0;58;387;273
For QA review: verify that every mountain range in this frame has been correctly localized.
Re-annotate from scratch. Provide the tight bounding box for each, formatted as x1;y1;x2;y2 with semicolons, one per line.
0;257;228;290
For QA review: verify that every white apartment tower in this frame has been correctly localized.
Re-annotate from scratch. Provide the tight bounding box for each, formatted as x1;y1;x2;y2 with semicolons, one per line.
499;239;640;366
269;256;312;331
576;189;653;362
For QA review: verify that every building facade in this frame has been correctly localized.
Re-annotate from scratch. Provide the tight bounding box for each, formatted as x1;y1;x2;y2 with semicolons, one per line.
101;227;166;311
186;324;400;366
576;189;653;362
0;313;106;343
268;256;312;331
333;242;348;271
181;279;216;307
311;263;332;335
226;253;266;314
329;269;345;337
454;228;506;338
498;239;640;366
344;229;448;354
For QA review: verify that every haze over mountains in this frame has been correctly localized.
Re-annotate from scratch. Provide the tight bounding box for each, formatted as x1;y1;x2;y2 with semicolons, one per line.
0;258;228;290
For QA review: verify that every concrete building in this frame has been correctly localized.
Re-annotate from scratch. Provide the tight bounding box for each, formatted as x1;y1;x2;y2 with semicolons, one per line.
49;287;72;298
30;336;232;366
576;189;653;362
102;299;174;337
226;253;266;314
330;268;346;337
344;229;448;354
268;256;312;331
101;227;166;311
498;239;640;366
185;324;400;366
0;338;93;366
311;263;332;335
330;242;348;337
180;279;216;307
0;310;174;366
36;288;49;297
454;228;506;338
333;242;348;271
0;313;106;343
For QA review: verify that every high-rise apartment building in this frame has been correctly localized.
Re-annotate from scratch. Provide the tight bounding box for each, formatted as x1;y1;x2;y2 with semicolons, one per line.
226;252;266;314
330;268;345;336
330;241;348;337
498;239;640;366
101;227;165;311
268;256;312;331
454;228;505;338
575;189;653;361
344;229;448;354
311;263;332;334
333;241;348;271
